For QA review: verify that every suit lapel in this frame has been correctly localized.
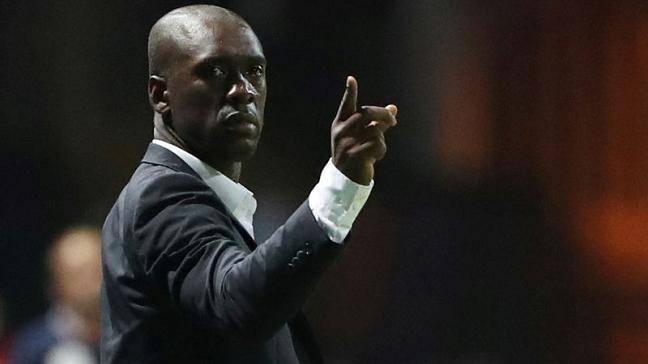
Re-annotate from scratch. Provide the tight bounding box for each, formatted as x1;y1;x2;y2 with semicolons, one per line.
141;143;258;251
141;143;200;178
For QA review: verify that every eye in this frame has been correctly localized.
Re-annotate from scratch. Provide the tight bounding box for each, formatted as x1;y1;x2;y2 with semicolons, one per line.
248;65;264;77
211;65;227;78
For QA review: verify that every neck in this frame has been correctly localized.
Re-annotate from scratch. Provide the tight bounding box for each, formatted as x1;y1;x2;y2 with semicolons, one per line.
153;114;242;182
214;162;242;182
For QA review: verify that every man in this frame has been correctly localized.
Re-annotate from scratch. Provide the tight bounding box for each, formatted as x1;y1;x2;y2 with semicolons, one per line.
101;5;397;363
11;227;102;364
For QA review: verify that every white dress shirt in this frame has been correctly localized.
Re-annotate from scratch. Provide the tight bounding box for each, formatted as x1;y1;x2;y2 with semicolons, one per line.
152;139;372;243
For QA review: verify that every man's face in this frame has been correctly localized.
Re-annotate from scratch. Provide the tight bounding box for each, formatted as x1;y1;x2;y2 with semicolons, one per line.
164;18;267;167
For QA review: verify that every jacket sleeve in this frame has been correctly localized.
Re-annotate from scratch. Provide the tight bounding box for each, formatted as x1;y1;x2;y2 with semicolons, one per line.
129;170;343;340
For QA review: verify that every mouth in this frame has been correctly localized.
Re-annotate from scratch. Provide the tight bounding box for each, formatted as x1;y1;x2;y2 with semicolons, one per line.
224;112;259;136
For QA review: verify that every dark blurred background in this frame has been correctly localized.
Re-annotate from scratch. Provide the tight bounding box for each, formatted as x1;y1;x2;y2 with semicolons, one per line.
2;0;648;363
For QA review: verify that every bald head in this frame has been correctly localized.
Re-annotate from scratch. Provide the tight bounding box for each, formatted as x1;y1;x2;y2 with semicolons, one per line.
146;5;267;178
148;5;253;77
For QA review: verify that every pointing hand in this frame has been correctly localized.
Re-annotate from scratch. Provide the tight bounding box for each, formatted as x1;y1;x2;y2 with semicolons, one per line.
330;76;397;185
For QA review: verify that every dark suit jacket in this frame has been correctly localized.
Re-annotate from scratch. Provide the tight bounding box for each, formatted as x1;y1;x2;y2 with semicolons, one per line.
101;143;342;363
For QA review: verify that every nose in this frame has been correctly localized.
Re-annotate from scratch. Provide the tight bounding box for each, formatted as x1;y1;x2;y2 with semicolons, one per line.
226;78;255;107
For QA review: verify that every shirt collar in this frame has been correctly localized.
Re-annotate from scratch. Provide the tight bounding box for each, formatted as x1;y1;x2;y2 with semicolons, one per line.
152;139;256;238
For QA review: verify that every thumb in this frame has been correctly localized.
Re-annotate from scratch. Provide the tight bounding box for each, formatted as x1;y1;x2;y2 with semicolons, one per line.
335;76;358;121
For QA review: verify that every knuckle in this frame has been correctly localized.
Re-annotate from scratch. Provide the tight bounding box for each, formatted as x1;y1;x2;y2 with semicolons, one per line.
346;150;361;160
339;137;355;151
331;129;342;142
375;147;386;161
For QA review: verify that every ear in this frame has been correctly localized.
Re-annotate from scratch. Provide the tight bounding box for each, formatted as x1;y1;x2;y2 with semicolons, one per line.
148;75;170;114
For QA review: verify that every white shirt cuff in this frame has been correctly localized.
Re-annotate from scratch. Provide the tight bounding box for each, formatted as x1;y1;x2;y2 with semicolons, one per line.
308;159;373;243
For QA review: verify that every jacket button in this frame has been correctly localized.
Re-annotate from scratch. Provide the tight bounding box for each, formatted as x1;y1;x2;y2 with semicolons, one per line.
296;250;307;259
291;257;300;265
304;241;311;248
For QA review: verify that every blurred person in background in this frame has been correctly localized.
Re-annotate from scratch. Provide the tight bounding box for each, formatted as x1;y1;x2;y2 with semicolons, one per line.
10;227;102;364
